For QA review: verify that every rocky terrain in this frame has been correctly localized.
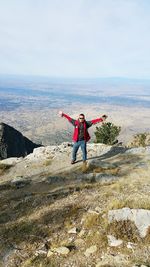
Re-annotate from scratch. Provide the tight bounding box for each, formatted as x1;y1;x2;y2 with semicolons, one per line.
0;142;150;267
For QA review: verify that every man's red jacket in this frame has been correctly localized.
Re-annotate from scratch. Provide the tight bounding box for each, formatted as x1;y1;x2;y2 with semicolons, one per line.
62;113;104;142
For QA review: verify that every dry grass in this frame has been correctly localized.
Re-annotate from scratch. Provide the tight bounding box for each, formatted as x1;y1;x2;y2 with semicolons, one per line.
83;212;101;229
21;256;59;267
0;163;12;175
93;166;120;175
107;219;140;242
85;229;108;249
1;147;150;267
106;195;150;210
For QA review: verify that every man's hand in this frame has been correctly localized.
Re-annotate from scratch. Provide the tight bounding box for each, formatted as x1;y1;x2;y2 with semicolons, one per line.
59;110;63;117
102;114;108;121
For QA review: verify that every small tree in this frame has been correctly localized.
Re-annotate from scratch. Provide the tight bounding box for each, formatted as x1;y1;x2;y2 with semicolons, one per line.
94;122;121;145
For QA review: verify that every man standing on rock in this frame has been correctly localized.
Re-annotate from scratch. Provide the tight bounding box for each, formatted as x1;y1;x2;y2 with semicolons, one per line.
59;111;108;164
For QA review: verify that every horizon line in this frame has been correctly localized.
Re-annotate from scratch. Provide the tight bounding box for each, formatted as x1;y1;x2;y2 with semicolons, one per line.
0;73;150;82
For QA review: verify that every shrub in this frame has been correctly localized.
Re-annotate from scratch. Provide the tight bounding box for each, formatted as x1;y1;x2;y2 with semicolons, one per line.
129;132;150;147
94;122;121;145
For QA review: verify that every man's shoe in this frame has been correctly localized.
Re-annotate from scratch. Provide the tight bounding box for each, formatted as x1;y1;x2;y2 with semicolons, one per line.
71;160;76;164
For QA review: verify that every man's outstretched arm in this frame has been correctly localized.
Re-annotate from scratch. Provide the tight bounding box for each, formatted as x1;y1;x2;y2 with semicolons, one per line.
59;111;76;126
87;115;108;127
92;114;108;124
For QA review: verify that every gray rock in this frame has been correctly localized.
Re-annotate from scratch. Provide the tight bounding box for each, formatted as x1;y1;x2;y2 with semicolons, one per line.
46;176;65;184
107;235;123;247
127;242;135;250
97;253;129;266
35;249;47;256
125;147;150;155
53;246;70;255
95;207;103;213
68;227;77;234
47;250;54;257
95;173;118;183
88;159;114;169
135;162;148;169
82;173;118;184
82;173;95;182
84;245;97;257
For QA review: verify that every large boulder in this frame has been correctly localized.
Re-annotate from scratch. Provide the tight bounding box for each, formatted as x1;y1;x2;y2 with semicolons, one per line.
0;122;41;159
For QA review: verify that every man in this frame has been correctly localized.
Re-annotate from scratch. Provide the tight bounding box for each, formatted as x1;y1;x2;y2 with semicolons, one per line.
59;111;108;164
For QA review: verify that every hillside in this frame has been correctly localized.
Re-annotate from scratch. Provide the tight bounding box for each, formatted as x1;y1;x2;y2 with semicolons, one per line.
0;122;41;160
0;143;150;267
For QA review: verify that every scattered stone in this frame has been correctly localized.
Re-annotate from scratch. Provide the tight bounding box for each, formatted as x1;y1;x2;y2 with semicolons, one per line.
98;253;129;266
127;242;135;250
78;229;86;237
84;245;97;257
47;250;54;257
53;246;70;255
87;209;99;215
35;249;47;256
108;207;150;238
68;237;74;242
68;227;77;234
107;235;123;247
95;207;103;213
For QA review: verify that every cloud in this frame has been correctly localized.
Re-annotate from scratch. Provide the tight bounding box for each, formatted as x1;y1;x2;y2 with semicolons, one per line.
0;0;150;78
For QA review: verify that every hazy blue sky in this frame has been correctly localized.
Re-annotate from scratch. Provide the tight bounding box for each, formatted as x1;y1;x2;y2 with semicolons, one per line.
0;0;150;78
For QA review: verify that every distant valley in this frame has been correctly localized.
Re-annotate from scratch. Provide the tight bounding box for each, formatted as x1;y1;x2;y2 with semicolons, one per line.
0;75;150;145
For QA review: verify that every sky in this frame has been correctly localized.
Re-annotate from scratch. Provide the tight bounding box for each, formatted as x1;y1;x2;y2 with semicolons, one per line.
0;0;150;79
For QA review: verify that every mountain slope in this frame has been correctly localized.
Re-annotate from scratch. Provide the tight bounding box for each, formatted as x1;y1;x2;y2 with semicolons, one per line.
0;143;150;267
0;122;41;160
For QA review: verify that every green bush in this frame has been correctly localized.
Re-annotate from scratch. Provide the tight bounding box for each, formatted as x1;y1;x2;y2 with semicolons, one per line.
94;122;121;145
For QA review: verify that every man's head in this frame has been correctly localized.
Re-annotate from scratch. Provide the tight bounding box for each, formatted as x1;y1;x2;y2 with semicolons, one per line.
78;113;85;122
